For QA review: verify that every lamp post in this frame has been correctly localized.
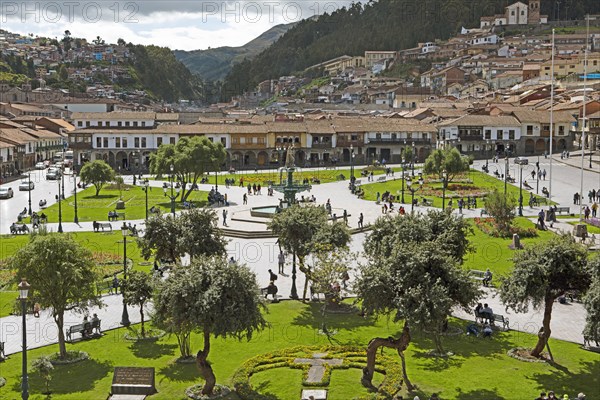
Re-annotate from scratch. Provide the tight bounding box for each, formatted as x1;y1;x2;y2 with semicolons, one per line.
536;156;540;195
27;171;32;216
518;163;524;216
442;169;448;209
349;144;355;191
406;173;424;213
120;223;130;327
485;139;490;168
19;278;30;400
73;172;78;224
57;172;63;233
401;158;406;204
164;164;180;217
290;250;298;300
142;181;149;220
504;155;509;196
411;141;416;177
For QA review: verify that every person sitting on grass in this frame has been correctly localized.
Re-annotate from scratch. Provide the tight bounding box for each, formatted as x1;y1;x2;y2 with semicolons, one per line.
482;323;493;338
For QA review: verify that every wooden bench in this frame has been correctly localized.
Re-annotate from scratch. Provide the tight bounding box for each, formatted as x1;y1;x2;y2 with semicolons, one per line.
93;222;112;232
475;311;509;330
469;270;486;281
65;319;101;342
556;206;570;214
116;212;126;220
354;179;362;186
377;176;387;182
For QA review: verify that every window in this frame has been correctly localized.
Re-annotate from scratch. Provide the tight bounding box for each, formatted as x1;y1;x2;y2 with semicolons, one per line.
485;129;491;139
169;137;175;145
86;121;91;127
141;138;146;148
141;121;146;127
208;137;214;142
422;133;428;140
258;137;265;144
496;129;503;138
133;121;138;127
78;121;83;127
157;137;162;146
134;137;140;147
511;10;515;15
125;121;130;127
118;121;122;127
105;121;110;127
221;138;226;146
232;137;240;144
103;138;108;147
240;137;246;144
558;125;565;135
508;130;515;140
526;125;533;135
122;138;128;147
115;137;121;147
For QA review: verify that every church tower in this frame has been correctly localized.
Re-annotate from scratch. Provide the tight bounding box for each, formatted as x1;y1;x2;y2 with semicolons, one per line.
528;0;541;25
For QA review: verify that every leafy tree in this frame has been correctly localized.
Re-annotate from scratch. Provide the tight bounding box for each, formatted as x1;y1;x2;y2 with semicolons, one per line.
269;205;350;300
423;147;470;181
137;208;226;264
58;64;68;81
356;212;478;390
583;256;600;347
310;246;353;305
79;160;115;196
152;256;267;395
9;235;101;358
500;234;590;358
149;136;226;202
32;356;54;394
122;271;154;337
484;189;517;235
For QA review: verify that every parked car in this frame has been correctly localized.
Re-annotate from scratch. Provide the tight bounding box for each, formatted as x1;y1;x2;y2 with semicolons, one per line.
514;156;529;165
0;187;14;199
46;168;61;180
43;160;51;168
19;180;35;191
35;162;46;170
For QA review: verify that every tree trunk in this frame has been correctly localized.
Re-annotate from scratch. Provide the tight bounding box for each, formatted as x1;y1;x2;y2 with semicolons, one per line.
531;295;554;358
398;349;414;391
55;313;67;359
299;256;310;302
176;331;191;358
196;330;216;395
433;332;444;355
362;323;411;390
140;304;145;337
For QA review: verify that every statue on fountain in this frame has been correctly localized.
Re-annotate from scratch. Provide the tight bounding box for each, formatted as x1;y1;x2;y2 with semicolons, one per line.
285;144;296;168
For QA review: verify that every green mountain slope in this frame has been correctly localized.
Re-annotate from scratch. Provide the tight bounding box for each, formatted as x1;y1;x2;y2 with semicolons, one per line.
221;0;599;99
174;22;297;82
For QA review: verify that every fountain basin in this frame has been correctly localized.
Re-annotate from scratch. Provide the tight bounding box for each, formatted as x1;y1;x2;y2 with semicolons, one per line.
250;206;279;218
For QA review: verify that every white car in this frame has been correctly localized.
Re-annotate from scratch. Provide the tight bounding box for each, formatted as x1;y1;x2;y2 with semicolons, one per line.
46;168;61;180
19;180;35;191
35;162;46;170
0;187;14;199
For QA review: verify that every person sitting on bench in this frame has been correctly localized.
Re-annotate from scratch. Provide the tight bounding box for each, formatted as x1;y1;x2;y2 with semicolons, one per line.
482;268;493;286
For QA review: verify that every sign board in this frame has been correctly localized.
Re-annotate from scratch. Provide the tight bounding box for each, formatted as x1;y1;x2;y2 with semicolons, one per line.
111;367;156;395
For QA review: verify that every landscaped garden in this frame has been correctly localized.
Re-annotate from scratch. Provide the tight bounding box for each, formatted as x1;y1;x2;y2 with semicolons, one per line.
0;301;597;400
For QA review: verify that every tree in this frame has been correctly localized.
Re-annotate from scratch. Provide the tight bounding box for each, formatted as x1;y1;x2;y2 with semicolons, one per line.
58;64;68;81
500;234;590;358
423;147;470;181
9;234;101;358
79;160;115;196
152;256;267;395
137;208;226;264
269;205;350;300
310;246;353;306
149;136;225;202
484;189;517;235
583;275;600;347
356;212;478;390
32;356;54;394
122;271;154;337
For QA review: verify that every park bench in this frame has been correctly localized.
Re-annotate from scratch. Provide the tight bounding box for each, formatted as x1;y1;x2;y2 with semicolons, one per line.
474;310;509;330
65;319;101;342
556;206;570;214
0;341;5;361
480;209;489;216
421;198;433;207
469;270;486;282
377;176;387;182
93;222;112;232
116;212;126;220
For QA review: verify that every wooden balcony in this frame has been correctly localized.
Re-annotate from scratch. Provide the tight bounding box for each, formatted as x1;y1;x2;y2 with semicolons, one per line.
336;140;364;148
311;142;332;149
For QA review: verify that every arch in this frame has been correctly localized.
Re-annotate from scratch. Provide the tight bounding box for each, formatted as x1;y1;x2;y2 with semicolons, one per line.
142;151;152;167
244;151;257;166
115;151;127;169
95;152;104;161
525;139;535;154
535;139;546;153
296;150;305;164
257;151;269;166
342;148;350;162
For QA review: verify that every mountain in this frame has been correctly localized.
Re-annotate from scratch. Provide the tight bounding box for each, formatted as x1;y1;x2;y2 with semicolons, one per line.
221;0;600;99
174;22;297;82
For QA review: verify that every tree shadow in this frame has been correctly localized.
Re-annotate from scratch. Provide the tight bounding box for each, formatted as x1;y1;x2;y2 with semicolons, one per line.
249;380;280;400
159;361;198;383
129;340;177;359
291;302;375;331
455;388;506;399
531;360;600;396
22;359;113;395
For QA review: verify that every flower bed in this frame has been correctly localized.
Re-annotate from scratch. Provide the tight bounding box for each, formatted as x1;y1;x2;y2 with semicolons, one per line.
474;217;537;238
48;350;89;365
124;328;166;342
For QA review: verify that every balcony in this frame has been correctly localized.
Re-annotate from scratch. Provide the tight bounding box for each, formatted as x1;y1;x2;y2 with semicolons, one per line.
540;130;551;137
336;140;364;148
458;135;484;141
368;138;432;145
311;142;332;149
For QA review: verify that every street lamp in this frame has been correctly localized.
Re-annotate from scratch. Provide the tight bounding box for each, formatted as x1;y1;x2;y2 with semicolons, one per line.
411;141;416;177
19;278;30;400
73;172;78;224
518;164;524;216
442;169;448;209
504;155;509;196
164;164;180;217
290;250;298;300
349;145;355;192
142;181;149;220
485;139;490;168
120;223;130;327
57;172;63;233
406;173;424;213
27;172;32;216
401;157;406;204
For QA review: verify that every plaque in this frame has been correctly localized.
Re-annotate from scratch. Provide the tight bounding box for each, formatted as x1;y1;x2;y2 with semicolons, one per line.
111;367;157;395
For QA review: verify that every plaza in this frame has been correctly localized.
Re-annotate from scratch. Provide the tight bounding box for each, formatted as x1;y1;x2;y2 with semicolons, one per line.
0;152;599;399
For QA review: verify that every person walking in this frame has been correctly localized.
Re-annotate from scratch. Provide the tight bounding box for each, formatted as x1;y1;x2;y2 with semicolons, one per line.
222;209;228;226
542;169;547;180
243;193;248;205
343;209;348;226
268;269;278;282
278;251;285;274
358;212;364;229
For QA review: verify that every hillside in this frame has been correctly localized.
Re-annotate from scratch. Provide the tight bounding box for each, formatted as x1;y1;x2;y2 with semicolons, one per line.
221;0;599;99
174;22;297;82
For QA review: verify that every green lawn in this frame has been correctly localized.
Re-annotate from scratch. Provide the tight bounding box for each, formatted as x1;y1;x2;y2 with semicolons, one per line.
463;217;555;279
0;301;597;399
22;185;208;224
359;170;554;208
568;221;600;234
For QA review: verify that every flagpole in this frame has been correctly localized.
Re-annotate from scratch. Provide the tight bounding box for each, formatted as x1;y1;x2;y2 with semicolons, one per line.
548;29;555;199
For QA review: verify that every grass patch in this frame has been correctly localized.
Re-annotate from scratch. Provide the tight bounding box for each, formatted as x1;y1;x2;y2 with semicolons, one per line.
568;221;600;234
0;301;597;399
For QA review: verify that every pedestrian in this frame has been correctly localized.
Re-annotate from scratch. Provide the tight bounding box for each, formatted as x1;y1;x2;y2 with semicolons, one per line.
585;206;591;220
247;183;252;194
278;251;285;274
343;209;348;226
258;184;262;194
358;212;364;228
531;170;536;180
268;269;278;282
224;193;228;206
243;193;248;205
593;202;598;218
33;303;40;318
133;175;137;186
222;209;228;226
589;190;593;203
458;198;464;214
542;169;546;180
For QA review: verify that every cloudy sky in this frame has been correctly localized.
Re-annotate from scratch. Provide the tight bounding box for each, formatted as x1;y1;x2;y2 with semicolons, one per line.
0;1;354;51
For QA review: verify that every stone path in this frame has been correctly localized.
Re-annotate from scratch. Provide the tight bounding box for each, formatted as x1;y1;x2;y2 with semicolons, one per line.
293;353;343;383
